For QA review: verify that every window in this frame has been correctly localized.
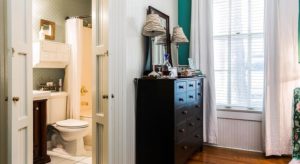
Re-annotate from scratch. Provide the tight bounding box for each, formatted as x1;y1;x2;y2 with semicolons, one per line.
213;0;264;110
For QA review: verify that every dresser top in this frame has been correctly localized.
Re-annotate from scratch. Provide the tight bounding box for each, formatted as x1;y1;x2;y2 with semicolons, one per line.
136;76;205;81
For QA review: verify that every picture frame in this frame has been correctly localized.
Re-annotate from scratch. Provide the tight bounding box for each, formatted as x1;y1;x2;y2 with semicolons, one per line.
40;19;55;40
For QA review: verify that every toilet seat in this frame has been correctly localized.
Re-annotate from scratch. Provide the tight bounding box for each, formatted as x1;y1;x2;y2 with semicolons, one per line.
56;119;89;129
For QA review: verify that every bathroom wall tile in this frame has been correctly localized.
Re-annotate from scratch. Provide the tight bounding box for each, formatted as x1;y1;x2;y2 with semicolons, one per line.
57;159;77;164
33;68;65;90
78;157;92;164
47;156;65;164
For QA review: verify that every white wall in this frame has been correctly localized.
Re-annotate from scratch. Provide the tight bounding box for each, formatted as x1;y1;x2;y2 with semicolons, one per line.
125;1;178;163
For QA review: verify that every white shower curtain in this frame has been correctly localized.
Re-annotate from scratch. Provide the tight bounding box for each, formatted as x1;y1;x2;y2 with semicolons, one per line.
264;0;300;156
190;0;218;144
65;18;83;120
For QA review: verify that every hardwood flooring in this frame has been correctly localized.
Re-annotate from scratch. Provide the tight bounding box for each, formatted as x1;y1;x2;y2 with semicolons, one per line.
187;146;291;164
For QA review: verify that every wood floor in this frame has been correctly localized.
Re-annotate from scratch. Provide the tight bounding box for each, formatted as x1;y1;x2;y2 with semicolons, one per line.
187;146;291;164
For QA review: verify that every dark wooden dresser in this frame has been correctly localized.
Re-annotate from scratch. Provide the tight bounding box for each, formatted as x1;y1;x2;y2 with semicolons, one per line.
33;100;51;164
136;77;204;164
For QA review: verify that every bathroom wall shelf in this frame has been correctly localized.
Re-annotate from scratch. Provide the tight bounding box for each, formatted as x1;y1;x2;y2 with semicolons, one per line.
33;40;70;68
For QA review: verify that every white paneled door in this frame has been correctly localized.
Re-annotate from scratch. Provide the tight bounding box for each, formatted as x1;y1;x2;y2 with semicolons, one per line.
6;0;33;163
92;0;109;163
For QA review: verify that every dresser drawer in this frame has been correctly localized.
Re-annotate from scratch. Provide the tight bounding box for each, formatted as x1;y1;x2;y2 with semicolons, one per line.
176;123;187;142
187;80;196;91
192;131;203;144
195;114;203;128
187;90;196;103
175;107;191;123
175;141;193;164
196;90;203;103
196;79;203;89
175;81;187;93
175;93;187;106
187;117;197;134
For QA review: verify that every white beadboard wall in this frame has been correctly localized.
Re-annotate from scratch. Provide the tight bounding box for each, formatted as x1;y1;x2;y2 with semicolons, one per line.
125;1;178;164
217;110;263;152
108;0;127;163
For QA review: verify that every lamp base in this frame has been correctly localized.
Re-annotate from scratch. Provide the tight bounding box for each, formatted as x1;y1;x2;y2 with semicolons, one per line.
148;71;160;78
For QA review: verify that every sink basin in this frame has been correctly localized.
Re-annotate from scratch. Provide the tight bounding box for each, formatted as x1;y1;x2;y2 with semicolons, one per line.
33;90;51;100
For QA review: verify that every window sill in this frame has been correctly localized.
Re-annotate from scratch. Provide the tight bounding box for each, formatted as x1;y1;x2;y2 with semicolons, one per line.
217;108;263;122
217;107;263;114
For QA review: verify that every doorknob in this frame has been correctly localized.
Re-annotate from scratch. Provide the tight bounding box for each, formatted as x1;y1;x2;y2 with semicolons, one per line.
12;97;20;102
102;95;109;99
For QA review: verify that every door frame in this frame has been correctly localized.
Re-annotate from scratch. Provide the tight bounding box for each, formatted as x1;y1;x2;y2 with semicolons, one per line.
1;0;130;163
0;0;7;163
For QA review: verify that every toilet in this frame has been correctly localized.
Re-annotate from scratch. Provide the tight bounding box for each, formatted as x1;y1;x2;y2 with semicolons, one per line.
47;92;89;155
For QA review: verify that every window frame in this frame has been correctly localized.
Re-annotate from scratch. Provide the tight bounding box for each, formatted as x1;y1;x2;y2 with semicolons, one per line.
213;0;265;111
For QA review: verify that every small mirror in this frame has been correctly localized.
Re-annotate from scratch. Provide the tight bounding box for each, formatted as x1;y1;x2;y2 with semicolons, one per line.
144;6;171;75
40;19;56;40
152;18;167;65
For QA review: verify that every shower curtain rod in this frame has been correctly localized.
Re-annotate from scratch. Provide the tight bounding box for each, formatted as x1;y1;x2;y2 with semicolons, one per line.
65;16;91;20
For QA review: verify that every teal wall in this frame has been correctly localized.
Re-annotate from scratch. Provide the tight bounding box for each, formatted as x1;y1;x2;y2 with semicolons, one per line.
178;0;191;65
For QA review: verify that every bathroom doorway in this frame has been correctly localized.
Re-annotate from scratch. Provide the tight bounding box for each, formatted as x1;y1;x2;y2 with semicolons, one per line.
2;0;116;162
31;0;109;163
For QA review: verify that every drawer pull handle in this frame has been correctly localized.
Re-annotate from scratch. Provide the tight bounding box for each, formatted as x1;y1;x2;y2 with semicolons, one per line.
183;146;188;150
178;85;184;89
197;117;201;121
195;105;200;108
198;93;201;96
189;122;195;127
182;110;188;115
195;134;201;138
179;129;185;133
189;95;194;99
179;98;184;102
198;82;202;86
189;84;194;87
35;107;39;111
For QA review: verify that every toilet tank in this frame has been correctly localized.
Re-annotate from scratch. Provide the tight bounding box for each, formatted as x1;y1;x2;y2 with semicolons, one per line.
47;92;68;124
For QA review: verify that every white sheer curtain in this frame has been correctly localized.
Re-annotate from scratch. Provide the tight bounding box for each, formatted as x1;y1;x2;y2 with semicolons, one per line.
264;0;300;156
65;18;83;119
190;0;218;144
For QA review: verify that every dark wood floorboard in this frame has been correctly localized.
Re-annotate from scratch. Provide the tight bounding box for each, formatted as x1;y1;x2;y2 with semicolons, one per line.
186;146;291;164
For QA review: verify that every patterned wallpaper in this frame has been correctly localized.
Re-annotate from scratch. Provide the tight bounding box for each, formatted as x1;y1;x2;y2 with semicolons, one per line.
32;0;91;42
33;68;65;90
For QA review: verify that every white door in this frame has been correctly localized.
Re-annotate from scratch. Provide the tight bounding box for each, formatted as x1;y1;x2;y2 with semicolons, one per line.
6;0;33;164
92;0;109;163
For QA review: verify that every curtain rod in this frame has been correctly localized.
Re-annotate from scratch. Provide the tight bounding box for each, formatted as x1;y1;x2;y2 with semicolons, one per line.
65;16;91;20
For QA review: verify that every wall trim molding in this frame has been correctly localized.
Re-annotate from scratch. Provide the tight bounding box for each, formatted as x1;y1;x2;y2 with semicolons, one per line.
204;143;264;153
0;0;7;163
217;110;263;122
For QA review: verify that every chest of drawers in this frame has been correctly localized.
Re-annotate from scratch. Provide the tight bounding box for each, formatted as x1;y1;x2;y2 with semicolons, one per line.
136;77;204;164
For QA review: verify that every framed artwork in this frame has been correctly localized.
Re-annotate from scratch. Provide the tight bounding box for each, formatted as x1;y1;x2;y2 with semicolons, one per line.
40;19;55;40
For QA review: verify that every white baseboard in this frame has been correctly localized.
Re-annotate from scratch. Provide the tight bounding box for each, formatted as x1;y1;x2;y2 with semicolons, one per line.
204;143;264;153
